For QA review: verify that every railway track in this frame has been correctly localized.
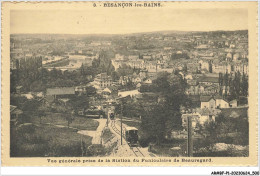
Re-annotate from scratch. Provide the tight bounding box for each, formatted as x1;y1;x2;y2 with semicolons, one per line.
131;147;145;157
110;119;145;157
111;120;121;136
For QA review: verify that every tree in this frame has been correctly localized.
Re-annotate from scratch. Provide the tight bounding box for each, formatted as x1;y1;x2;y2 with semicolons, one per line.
203;121;218;145
30;80;46;92
94;50;115;76
10;95;27;108
141;104;167;145
209;62;212;73
22;99;41;112
80;63;85;76
117;64;135;77
111;71;119;81
122;100;145;118
229;71;243;100
10;69;19;93
41;68;49;85
68;95;89;111
183;64;188;73
219;73;223;86
86;86;96;96
66;115;74;128
234;71;241;99
241;73;248;96
140;73;189;144
153;72;170;91
37;105;47;124
124;79;135;90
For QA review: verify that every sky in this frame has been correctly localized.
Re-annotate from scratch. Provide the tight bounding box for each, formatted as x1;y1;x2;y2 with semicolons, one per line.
10;8;248;34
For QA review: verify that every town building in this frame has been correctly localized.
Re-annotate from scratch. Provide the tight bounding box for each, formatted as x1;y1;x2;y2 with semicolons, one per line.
181;108;220;129
212;60;234;74
199;60;209;72
198;76;219;87
118;89;141;98
46;87;75;102
229;99;238;108
215;95;229;108
200;96;216;110
128;55;139;60
94;73;113;88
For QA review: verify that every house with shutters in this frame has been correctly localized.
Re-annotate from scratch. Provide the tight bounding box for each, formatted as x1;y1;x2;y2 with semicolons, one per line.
215;95;229;109
200;96;216;110
200;95;233;110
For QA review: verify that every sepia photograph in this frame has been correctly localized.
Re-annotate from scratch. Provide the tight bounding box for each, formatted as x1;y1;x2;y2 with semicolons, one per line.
1;1;258;167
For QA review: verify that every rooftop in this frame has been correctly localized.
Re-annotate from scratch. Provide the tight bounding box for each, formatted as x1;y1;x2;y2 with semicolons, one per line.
200;96;214;102
199;76;219;83
46;87;75;96
125;126;138;131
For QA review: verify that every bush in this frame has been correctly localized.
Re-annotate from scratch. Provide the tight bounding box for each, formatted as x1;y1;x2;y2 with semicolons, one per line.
87;144;106;156
102;128;115;144
11;124;92;157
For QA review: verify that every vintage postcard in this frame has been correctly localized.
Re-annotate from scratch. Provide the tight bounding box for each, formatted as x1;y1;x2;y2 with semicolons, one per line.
1;1;258;167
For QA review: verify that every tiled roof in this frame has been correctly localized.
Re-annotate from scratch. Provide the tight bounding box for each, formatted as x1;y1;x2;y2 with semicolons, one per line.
181;114;200;119
214;94;222;99
46;87;75;96
200;96;214;102
229;99;237;103
214;95;229;102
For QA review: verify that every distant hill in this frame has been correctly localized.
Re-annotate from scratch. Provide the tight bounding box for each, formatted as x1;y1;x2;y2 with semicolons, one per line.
11;30;248;40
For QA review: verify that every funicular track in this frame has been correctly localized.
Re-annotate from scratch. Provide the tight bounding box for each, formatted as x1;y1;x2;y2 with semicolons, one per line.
110;119;145;157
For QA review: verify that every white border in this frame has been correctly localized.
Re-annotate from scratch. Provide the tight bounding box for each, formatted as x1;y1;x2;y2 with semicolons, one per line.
0;0;259;175
1;166;260;175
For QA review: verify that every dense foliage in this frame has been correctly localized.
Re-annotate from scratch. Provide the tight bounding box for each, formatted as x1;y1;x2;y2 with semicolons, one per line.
11;67;93;93
140;72;190;145
219;71;248;100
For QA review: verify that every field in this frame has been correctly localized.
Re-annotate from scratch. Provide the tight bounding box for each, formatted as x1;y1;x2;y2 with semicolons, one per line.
11;124;93;157
31;112;99;130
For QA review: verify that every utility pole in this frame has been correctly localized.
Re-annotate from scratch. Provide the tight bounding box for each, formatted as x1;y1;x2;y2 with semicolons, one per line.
120;100;123;145
106;102;108;127
116;96;129;145
187;116;193;157
81;136;84;157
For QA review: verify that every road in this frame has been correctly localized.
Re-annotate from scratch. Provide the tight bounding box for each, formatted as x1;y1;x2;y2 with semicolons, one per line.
109;119;154;157
108;119;135;157
77;119;107;144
